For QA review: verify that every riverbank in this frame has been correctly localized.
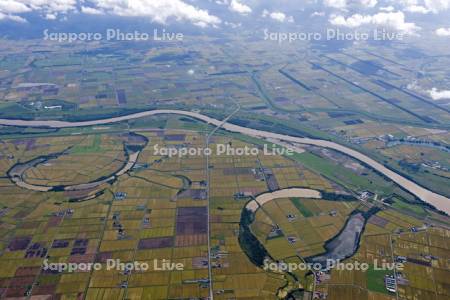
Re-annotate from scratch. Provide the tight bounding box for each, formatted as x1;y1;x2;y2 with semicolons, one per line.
1;109;449;214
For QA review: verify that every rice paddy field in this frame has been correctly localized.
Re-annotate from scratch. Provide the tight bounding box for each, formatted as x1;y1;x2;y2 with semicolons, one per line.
314;210;450;300
0;125;448;300
1;37;449;204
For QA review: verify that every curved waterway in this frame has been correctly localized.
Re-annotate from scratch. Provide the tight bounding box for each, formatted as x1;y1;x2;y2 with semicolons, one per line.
306;212;366;268
245;188;322;212
1;109;449;213
7;150;140;194
242;188;368;269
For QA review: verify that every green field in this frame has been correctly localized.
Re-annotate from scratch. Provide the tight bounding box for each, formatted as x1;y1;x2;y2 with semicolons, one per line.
71;135;103;154
290;197;314;217
366;265;394;295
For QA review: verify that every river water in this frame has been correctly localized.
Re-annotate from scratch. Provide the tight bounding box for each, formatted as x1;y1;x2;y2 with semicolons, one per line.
1;109;449;214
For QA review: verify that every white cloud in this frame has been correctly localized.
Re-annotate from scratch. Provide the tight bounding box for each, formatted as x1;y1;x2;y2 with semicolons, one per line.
379;6;395;12
81;6;103;15
424;0;450;13
323;0;448;12
329;11;420;34
90;0;221;27
330;14;372;27
229;0;251;15
324;0;347;9
399;0;420;4
0;0;31;14
428;88;450;100
398;0;450;14
323;0;378;9
408;82;450;100
0;0;221;27
435;27;450;36
0;11;27;22
360;0;378;8
311;11;326;17
262;10;294;23
23;0;77;14
0;0;77;22
224;21;242;28
405;5;430;13
269;12;289;22
44;13;56;20
0;0;31;22
407;81;419;90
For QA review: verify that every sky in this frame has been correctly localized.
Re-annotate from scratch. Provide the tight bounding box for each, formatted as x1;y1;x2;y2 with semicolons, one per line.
0;0;449;37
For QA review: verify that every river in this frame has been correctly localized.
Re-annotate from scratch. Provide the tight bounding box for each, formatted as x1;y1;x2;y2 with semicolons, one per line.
7;149;141;194
245;188;322;212
0;109;449;214
242;188;368;269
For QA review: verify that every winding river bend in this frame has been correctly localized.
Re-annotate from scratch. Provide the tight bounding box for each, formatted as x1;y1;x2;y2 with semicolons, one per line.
245;188;322;212
6;133;147;198
243;188;367;267
1;109;449;214
7;147;141;194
